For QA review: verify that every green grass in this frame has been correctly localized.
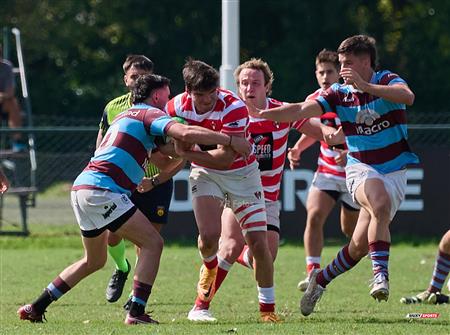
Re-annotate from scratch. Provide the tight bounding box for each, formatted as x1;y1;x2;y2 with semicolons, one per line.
0;225;449;334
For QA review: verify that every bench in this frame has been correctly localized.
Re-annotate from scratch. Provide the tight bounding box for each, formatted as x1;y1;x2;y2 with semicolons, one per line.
0;186;37;235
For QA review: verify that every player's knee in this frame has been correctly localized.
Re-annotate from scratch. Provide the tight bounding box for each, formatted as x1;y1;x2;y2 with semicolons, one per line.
220;238;244;260
246;233;269;258
371;202;391;224
198;232;220;252
85;255;107;273
306;209;326;228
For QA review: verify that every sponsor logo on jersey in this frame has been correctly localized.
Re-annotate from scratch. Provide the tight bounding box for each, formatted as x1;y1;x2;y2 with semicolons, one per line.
355;109;389;135
102;202;117;219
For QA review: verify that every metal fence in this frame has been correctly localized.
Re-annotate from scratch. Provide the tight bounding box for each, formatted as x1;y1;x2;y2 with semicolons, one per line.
0;113;449;234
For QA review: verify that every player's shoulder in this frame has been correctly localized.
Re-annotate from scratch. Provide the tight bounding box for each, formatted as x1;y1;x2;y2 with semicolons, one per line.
375;70;405;86
218;88;243;106
267;97;286;108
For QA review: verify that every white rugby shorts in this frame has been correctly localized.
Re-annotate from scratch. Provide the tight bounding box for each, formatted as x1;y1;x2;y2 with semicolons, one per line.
345;163;407;220
189;162;267;234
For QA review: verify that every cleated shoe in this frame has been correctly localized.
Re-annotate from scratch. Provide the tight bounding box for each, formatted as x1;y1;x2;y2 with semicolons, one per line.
400;290;449;305
297;276;310;292
106;259;131;303
260;311;282;323
435;292;450;304
197;264;217;302
125;312;159;325
187;306;217;322
123;296;132;311
300;269;325;316
370;274;389;302
17;304;46;323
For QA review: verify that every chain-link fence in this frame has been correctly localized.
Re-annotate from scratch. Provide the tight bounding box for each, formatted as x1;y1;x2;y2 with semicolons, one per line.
0;112;449;234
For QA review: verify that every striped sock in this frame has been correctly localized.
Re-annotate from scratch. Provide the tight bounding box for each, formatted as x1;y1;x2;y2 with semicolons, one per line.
316;244;358;287
46;276;71;300
428;250;450;293
33;276;71;314
129;280;152;317
258;286;275;312
368;240;390;280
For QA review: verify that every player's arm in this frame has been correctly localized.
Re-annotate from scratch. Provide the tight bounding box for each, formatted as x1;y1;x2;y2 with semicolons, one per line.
137;152;186;193
166;122;251;158
246;100;323;122
173;140;237;170
340;67;415;105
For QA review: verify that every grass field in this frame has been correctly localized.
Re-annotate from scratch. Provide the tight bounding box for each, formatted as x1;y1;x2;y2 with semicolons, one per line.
0;223;449;335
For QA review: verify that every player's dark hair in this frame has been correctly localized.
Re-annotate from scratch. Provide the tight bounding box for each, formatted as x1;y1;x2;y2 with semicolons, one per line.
123;55;154;74
132;74;170;104
337;35;378;69
182;59;219;92
315;49;339;70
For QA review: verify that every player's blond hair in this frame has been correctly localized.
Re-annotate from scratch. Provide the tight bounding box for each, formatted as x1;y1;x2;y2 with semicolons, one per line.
234;58;274;96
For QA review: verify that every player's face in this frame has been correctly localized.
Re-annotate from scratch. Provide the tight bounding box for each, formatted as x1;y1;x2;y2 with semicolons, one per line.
238;68;269;108
124;65;150;89
152;85;171;110
315;62;339;90
190;87;218;114
339;53;369;83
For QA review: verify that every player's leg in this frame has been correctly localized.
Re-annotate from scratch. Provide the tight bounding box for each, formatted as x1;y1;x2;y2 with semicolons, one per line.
105;231;130;302
237;200;281;269
339;201;359;239
401;230;450;305
122;181;173;310
299;186;336;291
189;208;244;322
355;177;392;301
300;207;369;316
18;231;108;322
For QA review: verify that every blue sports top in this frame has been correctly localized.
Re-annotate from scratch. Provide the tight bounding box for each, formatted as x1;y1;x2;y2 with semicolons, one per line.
73;103;174;195
316;70;419;174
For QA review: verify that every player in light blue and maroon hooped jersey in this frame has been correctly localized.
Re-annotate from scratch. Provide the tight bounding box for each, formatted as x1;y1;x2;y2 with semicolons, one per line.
245;35;419;315
18;74;251;326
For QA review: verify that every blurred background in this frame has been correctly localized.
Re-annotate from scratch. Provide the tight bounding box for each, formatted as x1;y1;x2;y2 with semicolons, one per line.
0;0;449;238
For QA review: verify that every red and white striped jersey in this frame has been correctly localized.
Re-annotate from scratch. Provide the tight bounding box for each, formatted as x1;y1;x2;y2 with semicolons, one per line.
166;88;256;170
306;88;347;180
249;97;304;201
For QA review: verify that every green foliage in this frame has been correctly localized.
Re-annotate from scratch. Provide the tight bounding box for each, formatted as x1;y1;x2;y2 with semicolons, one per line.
1;0;449;120
1;236;449;334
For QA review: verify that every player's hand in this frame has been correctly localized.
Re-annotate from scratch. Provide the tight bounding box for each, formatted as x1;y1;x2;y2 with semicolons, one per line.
334;148;348;167
324;126;345;146
287;147;302;170
173;139;193;157
229;136;252;159
340;67;368;91
137;178;153;193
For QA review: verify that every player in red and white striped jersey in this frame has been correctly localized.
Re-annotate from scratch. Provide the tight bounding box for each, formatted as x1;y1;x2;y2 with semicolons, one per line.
184;59;331;322
166;60;280;323
287;50;360;291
